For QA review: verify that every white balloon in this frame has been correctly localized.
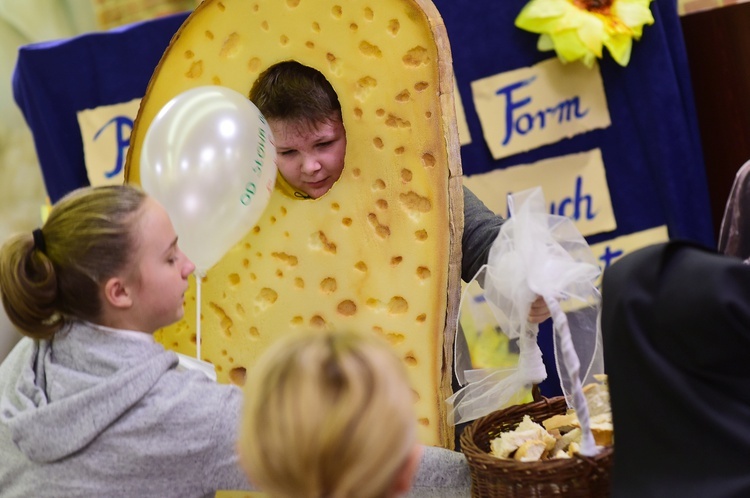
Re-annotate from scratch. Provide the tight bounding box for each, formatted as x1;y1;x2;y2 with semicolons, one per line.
140;86;277;274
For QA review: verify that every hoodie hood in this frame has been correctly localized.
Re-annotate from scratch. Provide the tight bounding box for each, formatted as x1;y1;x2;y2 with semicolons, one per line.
0;321;177;463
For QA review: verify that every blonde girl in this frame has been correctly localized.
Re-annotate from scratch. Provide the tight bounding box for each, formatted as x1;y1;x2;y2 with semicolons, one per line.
239;329;469;498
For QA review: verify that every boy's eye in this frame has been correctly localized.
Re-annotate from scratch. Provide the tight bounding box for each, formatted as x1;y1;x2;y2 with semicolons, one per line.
279;149;297;156
316;141;335;149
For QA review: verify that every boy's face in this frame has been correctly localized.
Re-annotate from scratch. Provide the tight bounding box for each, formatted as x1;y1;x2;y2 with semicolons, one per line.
270;114;347;199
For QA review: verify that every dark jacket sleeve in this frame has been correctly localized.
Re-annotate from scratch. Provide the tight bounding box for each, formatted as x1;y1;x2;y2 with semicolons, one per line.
461;185;505;283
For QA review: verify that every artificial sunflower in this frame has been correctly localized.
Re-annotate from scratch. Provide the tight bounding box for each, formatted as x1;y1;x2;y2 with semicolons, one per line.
515;0;655;68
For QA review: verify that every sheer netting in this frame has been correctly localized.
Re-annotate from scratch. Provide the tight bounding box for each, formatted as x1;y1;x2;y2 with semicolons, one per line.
448;187;604;456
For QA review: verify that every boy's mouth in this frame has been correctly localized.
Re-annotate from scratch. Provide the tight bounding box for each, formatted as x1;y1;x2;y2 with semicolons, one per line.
305;178;330;188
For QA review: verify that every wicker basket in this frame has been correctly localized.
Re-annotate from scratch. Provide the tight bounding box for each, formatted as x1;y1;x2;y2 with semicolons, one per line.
460;396;613;497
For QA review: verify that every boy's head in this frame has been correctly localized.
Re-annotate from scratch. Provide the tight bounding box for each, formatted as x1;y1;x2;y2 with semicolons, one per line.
249;61;347;199
238;329;422;498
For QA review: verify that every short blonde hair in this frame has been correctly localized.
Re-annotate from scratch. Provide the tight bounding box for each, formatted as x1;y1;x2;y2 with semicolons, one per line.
238;330;416;498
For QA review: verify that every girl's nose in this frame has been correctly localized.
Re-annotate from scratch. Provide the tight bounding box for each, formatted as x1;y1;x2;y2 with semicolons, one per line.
183;256;196;277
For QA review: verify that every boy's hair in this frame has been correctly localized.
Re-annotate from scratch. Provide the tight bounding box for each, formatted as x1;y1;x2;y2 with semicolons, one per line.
249;60;342;130
0;185;147;339
239;330;417;498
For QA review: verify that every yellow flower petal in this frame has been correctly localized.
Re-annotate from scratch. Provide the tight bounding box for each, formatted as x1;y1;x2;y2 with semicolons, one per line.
516;3;565;32
572;11;607;56
519;0;569;20
581;51;597;69
516;16;563;34
613;0;654;38
549;30;590;62
537;33;556;52
516;0;592;33
605;33;634;66
544;3;596;31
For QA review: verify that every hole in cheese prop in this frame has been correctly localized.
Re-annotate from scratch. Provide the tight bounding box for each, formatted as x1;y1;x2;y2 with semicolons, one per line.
125;0;463;449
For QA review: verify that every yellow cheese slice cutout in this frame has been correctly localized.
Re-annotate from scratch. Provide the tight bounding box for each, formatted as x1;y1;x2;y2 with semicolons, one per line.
125;0;463;449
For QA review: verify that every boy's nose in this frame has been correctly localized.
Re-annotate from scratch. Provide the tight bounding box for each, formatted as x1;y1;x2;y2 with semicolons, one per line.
300;156;322;174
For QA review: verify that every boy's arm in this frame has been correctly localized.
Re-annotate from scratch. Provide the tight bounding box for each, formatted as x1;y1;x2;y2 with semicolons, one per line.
461;185;505;283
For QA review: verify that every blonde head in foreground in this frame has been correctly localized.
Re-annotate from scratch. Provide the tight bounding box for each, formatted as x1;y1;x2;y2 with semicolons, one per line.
238;329;423;498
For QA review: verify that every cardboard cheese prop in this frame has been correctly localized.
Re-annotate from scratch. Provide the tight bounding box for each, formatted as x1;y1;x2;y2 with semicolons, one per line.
125;0;463;448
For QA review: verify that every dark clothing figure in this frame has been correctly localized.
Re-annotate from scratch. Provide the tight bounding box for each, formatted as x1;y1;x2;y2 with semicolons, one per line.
601;240;750;498
718;159;750;261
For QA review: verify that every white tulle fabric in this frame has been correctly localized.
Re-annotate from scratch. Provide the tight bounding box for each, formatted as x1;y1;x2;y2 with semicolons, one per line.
447;187;604;456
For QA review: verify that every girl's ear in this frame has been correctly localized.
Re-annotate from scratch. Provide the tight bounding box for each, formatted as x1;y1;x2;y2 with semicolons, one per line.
103;276;133;310
391;444;424;496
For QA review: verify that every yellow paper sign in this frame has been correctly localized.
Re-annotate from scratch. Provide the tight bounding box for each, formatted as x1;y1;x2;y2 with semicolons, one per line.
591;225;670;288
563;225;670;314
471;57;611;159
463;149;616;237
77;98;141;186
454;77;472;146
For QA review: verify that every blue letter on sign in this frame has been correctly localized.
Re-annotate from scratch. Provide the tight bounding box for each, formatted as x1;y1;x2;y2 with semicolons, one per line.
94;116;133;179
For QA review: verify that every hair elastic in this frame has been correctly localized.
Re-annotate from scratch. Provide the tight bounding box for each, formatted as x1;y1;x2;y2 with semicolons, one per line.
32;228;46;254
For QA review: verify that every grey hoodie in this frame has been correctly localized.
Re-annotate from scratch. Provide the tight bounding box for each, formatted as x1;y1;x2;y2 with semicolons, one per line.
0;320;252;497
0;321;470;497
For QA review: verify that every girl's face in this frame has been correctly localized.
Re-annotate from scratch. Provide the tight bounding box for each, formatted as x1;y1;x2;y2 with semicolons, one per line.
127;197;195;333
271;114;347;199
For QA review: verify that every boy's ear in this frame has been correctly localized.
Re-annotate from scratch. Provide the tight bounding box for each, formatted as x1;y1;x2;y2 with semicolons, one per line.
103;276;134;309
391;444;424;496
